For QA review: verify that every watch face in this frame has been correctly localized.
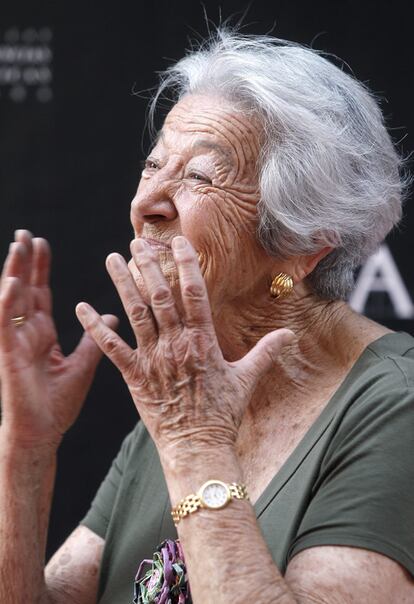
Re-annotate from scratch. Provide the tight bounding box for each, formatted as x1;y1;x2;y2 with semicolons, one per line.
200;481;230;509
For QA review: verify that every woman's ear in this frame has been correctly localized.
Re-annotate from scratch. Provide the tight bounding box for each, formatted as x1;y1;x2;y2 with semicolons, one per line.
300;246;333;280
279;246;333;285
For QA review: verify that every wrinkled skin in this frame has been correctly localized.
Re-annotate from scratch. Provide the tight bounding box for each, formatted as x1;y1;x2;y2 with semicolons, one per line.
75;95;297;456
76;236;294;455
129;95;277;314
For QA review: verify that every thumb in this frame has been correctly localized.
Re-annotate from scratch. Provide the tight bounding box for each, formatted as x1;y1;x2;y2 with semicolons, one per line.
69;313;119;376
236;328;296;389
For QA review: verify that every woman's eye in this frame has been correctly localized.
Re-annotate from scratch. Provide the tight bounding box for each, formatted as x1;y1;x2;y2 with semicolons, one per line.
188;172;212;184
142;159;159;171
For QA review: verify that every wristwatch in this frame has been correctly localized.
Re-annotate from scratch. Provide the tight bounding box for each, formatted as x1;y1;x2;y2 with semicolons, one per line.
171;479;249;526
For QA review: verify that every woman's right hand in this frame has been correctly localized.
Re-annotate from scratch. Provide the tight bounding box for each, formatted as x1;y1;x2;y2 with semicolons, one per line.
0;230;118;449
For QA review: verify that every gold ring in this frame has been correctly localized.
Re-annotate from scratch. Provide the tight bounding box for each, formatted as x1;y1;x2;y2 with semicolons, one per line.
11;315;26;327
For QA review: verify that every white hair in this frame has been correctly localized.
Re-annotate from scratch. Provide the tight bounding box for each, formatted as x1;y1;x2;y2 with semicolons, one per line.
149;29;407;299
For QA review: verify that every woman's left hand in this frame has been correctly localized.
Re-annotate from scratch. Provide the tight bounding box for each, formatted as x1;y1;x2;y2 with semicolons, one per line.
76;236;294;458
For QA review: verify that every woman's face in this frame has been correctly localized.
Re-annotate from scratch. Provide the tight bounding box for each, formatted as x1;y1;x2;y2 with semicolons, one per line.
129;94;272;311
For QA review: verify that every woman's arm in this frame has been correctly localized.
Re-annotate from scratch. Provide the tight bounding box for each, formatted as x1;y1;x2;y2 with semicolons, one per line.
162;447;294;604
0;437;104;604
162;448;414;604
0;435;57;604
286;546;414;603
0;231;115;603
45;526;104;604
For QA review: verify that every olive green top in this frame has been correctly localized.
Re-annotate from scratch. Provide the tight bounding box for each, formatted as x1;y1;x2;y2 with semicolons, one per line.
82;332;414;603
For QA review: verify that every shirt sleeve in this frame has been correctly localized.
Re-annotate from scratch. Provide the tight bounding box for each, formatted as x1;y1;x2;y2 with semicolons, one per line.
80;422;141;539
288;364;414;576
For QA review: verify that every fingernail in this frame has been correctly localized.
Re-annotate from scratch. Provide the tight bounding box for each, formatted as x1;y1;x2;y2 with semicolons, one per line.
172;236;187;250
14;229;32;241
76;302;89;318
107;253;123;268
133;239;148;252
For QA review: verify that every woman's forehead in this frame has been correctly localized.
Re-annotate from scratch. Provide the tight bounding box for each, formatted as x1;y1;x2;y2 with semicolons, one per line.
154;127;233;162
159;95;261;159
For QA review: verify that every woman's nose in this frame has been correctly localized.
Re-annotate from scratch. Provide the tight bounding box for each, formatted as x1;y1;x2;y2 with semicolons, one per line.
130;180;178;225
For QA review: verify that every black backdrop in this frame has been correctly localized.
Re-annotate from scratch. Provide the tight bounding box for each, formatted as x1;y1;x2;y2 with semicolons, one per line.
1;0;414;559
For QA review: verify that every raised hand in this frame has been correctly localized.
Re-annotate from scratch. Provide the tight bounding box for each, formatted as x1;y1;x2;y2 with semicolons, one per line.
75;236;294;457
0;230;117;448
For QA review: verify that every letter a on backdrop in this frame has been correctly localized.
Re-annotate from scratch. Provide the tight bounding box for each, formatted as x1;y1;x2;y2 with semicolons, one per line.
349;245;414;318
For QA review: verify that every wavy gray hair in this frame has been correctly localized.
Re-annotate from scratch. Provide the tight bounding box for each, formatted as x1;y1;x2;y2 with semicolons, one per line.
149;29;406;299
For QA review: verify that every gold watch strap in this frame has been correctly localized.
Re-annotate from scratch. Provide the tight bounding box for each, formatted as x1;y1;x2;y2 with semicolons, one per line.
171;481;249;526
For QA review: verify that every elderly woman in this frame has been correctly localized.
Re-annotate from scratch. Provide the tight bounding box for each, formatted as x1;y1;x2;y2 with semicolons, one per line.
1;29;414;604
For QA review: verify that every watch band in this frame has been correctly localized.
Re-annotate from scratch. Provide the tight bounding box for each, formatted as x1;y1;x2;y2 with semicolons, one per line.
171;480;249;526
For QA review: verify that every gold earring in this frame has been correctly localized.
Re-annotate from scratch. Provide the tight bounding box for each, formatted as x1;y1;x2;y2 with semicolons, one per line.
270;273;294;299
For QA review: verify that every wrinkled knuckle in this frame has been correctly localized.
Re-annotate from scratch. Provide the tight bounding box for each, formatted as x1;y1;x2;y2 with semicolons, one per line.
151;287;172;305
182;282;205;300
179;253;196;266
136;253;155;268
100;333;118;353
86;315;100;331
115;271;129;285
128;302;148;324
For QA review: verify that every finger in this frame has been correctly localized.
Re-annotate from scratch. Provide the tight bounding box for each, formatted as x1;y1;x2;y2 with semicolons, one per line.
236;329;296;389
0;277;21;354
14;230;34;288
31;238;52;313
69;313;120;381
131;239;182;335
75;302;135;375
31;238;51;287
171;236;214;330
0;244;28;318
106;252;158;346
1;241;25;282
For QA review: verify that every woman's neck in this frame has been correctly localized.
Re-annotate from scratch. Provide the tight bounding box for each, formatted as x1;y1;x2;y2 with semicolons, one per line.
213;282;391;415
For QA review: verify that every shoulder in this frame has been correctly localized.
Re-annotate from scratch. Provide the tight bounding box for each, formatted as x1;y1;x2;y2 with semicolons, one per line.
334;332;414;424
364;331;414;383
322;334;414;469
